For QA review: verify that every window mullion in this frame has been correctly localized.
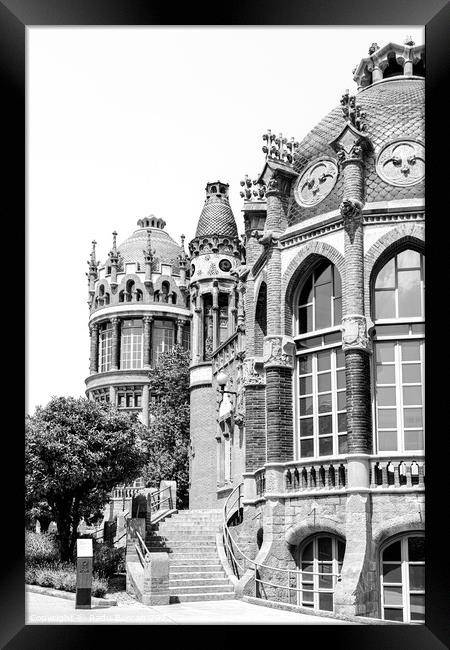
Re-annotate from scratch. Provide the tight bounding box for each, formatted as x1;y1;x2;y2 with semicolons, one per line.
313;354;318;458
331;350;337;456
396;342;403;453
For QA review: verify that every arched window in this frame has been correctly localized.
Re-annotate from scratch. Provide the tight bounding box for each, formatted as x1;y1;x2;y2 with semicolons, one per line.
373;249;424;453
161;281;170;303
295;260;346;458
297;534;345;612
120;319;143;369
152;320;175;365
98;322;112;372
298;260;342;334
380;533;424;623
136;288;143;302
255;282;267;356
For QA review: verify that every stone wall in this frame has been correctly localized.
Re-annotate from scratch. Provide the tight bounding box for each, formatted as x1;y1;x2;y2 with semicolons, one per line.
189;382;218;509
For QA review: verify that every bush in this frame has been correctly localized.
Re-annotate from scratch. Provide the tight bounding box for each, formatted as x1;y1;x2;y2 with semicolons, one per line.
26;561;108;598
93;544;124;579
25;531;59;566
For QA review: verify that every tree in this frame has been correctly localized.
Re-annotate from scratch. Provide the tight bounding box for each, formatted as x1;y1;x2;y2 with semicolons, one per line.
142;345;190;508
25;396;147;561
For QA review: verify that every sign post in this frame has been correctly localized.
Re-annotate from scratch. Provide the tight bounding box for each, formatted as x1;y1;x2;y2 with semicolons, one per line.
76;538;93;609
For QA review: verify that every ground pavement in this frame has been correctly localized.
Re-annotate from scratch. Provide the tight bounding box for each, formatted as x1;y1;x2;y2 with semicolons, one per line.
26;591;351;625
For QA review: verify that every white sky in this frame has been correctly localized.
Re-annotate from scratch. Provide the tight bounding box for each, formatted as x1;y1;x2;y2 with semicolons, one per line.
26;26;425;414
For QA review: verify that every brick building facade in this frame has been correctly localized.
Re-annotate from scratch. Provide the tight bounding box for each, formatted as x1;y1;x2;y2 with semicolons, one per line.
86;39;425;622
187;40;425;622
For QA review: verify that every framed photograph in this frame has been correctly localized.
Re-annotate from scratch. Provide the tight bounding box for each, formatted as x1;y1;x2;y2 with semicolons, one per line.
3;0;448;646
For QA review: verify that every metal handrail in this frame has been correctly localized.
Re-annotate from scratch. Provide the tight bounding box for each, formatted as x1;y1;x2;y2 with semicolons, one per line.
222;482;341;604
148;486;173;513
135;530;150;568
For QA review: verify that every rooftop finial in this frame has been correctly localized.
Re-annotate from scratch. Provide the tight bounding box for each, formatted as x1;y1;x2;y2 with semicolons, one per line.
368;42;379;55
404;36;415;47
340;90;366;132
240;174;266;202
112;231;117;253
90;240;97;264
180;234;185;249
262;130;299;164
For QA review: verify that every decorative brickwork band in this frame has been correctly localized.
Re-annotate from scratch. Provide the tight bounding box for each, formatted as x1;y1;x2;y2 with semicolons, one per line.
263;335;295;369
244;383;267;471
143;316;153;368
110;317;121;371
265;366;294;462
89;323;99;374
341;315;372;353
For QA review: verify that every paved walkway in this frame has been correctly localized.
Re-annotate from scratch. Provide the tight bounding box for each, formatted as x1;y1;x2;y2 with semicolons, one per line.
26;592;350;625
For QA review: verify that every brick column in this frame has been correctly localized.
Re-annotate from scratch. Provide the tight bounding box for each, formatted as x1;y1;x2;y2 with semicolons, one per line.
243;363;266;471
331;105;373;460
89;323;99;374
111;317;121;371
143;316;153;368
263;174;295;464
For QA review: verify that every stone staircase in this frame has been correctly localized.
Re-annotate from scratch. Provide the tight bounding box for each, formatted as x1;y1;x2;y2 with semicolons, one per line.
146;508;235;603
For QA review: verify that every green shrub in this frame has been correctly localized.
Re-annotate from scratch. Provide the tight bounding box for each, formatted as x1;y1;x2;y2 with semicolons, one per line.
93;544;124;578
25;531;59;566
92;574;108;598
26;562;109;598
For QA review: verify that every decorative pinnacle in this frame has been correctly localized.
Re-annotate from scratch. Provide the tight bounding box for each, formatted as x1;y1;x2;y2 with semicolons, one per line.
143;229;155;261
240;174;266;201
368;42;379;55
112;231;117;252
262;130;299;164
340;90;367;132
404;36;415;47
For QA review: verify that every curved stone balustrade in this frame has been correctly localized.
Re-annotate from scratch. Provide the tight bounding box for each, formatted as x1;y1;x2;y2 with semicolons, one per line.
369;455;425;489
285;460;347;492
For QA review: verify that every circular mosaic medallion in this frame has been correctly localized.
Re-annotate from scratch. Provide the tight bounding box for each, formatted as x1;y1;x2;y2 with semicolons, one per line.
376;140;425;187
219;259;232;272
294;158;339;208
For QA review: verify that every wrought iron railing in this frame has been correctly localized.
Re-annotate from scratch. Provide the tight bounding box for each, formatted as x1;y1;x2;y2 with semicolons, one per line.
222;483;341;609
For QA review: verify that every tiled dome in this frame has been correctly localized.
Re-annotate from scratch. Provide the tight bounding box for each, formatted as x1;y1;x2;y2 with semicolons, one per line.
195;182;238;238
288;77;424;226
115;224;183;274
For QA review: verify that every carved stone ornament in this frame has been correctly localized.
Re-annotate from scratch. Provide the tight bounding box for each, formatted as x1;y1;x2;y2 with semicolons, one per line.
376;140;425;187
294;159;339;208
341;315;372;352
243;357;264;385
263;336;295;368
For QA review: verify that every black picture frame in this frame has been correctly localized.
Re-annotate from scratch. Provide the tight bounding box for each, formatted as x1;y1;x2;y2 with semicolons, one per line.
3;0;449;647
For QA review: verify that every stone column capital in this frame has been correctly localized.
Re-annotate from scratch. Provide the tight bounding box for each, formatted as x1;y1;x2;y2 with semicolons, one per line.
341;315;373;353
263;335;295;370
242;357;265;386
143;315;154;324
110;316;121;326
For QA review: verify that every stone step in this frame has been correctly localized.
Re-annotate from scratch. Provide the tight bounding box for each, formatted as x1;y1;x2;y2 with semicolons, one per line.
169;592;235;603
170;559;222;567
170;570;226;578
147;534;217;542
158;524;221;530
169;577;231;588
163;541;217;548
167;550;219;559
169;583;234;594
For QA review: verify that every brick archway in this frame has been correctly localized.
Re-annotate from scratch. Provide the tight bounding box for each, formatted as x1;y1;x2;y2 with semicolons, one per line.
281;241;345;336
364;223;425;316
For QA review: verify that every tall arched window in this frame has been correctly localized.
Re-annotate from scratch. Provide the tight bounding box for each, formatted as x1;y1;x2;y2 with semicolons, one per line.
152;319;175;365
295;260;346;458
297;534;345;612
98;322;112;372
380;533;424;623
373;249;424;452
120;319;143;369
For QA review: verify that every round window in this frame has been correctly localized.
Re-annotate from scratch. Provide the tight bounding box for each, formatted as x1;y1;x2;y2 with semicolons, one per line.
219;259;232;272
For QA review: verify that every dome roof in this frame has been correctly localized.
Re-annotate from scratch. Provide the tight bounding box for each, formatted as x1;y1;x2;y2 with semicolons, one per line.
288;77;424;225
195;181;238;238
114;223;183;274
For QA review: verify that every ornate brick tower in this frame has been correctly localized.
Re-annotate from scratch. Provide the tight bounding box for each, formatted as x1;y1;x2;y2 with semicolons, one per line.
85;214;190;423
188;182;243;508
